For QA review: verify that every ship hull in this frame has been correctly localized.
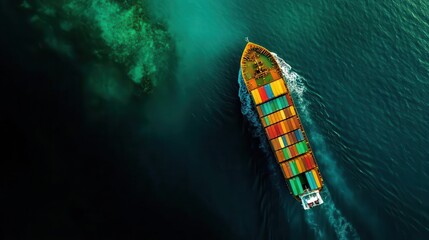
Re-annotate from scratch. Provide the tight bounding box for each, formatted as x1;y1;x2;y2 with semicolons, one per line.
240;42;324;209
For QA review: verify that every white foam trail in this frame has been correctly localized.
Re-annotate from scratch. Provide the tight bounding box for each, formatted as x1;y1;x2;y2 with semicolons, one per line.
272;52;359;239
304;210;323;239
239;53;360;239
238;69;359;239
238;71;278;170
238;71;285;190
274;56;381;238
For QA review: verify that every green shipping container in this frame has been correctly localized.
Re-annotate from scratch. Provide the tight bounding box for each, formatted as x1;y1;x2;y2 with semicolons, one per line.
280;97;288;107
289;161;297;175
289;178;298;195
305;171;318;190
273;98;280;110
302;142;308;152
289;176;304;196
282;148;291;160
297;142;308;154
264;118;270;126
295;176;304;195
296;142;303;154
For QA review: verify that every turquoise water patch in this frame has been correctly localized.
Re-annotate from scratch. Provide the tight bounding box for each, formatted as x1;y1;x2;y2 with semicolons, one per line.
27;0;174;94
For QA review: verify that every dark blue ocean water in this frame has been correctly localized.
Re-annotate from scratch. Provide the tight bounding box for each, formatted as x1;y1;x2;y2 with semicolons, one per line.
2;0;429;239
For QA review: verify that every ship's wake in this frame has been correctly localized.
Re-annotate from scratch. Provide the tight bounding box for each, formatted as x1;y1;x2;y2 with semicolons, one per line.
272;53;359;239
238;70;279;178
238;54;359;239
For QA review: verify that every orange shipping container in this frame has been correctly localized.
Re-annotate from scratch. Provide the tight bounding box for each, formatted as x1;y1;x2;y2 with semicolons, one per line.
271;139;280;150
286;162;293;178
299;158;306;171
281;162;291;178
276;150;285;162
296;159;304;173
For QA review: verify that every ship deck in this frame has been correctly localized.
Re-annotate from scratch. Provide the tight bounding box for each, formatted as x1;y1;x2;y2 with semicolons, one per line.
240;42;324;202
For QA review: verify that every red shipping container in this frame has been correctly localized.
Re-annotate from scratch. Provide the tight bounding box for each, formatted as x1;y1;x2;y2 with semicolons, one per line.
267;127;274;139
273;124;281;137
279;123;285;135
304;155;312;169
286;94;293;106
305;154;314;168
304;154;310;167
304;155;311;169
290;146;297;157
272;125;278;137
303;156;311;170
293;145;299;157
308;155;316;168
272;126;278;139
258;87;269;102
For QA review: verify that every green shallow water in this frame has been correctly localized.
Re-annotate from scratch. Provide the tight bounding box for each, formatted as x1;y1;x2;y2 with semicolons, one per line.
2;0;429;239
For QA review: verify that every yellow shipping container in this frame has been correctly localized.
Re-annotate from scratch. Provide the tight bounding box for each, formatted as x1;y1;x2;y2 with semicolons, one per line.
290;106;296;115
271;81;279;96
279;137;285;148
312;169;322;188
295;160;303;173
280;80;287;93
280;110;286;120
251;89;262;105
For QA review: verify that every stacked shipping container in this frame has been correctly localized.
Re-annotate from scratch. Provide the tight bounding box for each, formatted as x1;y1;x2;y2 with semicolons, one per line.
250;79;287;104
242;43;323;198
280;153;317;178
250;75;322;196
261;106;296;127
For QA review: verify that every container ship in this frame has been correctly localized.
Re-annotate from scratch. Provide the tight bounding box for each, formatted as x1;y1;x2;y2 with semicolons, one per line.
240;42;324;210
